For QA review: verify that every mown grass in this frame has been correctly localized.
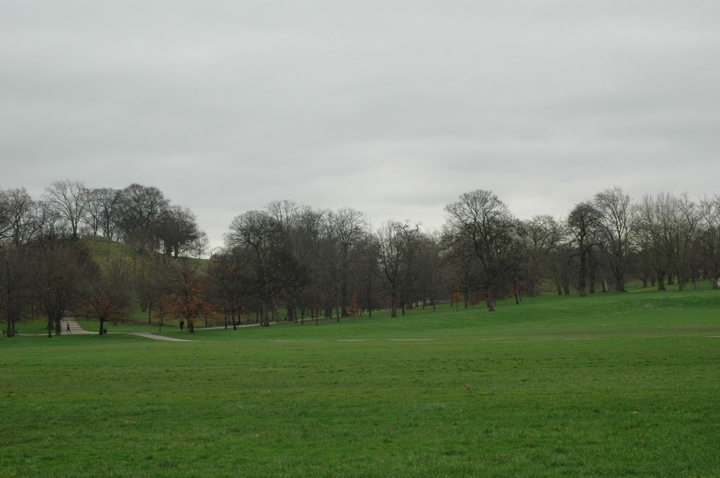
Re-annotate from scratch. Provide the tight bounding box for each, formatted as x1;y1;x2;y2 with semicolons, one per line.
2;287;720;477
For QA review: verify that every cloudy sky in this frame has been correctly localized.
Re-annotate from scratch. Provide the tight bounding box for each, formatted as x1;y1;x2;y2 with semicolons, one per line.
2;1;718;250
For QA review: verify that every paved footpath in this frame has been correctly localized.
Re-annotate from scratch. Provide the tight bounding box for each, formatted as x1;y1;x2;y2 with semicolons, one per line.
63;318;95;335
64;317;196;342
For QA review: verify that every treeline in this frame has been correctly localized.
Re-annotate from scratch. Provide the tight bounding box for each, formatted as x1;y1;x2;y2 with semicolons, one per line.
2;182;720;337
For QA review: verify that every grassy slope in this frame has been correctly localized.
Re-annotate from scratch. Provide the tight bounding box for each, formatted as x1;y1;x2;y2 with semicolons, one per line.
1;288;719;477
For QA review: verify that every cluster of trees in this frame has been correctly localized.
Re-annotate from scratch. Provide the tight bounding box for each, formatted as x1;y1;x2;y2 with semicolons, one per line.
2;182;720;337
0;181;207;336
0;180;207;256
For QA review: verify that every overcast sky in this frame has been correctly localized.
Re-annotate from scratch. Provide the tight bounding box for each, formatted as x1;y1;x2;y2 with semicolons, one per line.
2;1;718;250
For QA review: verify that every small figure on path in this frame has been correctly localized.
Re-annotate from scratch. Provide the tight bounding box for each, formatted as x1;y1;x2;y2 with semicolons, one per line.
66;321;71;334
179;320;184;331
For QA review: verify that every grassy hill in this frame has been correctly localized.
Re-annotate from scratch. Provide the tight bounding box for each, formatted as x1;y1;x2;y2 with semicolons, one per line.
2;288;719;477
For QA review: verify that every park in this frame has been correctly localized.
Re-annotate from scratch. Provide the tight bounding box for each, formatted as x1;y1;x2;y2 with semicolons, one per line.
2;283;719;477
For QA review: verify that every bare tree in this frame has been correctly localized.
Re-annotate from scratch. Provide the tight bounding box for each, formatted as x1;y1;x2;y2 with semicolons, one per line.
134;254;170;323
412;231;447;311
29;241;90;337
567;203;601;296
0;247;32;336
156;205;207;258
376;220;420;317
43;180;89;241
225;210;308;326
84;188;120;239
78;259;132;335
699;195;720;289
208;251;248;329
161;258;211;333
635;193;699;290
594;187;635;292
444;190;517;311
0;188;38;246
516;215;564;298
328;207;367;317
115;184;169;251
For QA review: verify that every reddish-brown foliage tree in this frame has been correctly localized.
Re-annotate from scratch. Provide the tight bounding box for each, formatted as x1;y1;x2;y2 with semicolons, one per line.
161;259;212;333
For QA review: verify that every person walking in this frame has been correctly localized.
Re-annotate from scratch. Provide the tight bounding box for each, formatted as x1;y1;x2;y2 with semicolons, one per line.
66;320;71;334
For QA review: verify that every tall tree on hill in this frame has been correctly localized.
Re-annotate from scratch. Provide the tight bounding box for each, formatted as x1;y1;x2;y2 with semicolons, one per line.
444;190;517;311
84;188;120;239
43;180;89;241
0;188;38;246
156;205;207;258
115;184;169;252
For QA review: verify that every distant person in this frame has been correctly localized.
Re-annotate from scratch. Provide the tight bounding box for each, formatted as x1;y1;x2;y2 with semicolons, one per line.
180;320;184;331
66;321;71;333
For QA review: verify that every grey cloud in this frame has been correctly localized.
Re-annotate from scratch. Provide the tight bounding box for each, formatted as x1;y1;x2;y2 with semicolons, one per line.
1;1;718;249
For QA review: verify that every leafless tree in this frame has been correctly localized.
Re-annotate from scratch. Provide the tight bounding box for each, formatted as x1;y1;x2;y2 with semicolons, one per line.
225;210;308;326
84;188;121;239
594;187;635;292
327;207;368;317
156;205;207;258
699;195;720;289
0;247;32;336
567;203;602;296
28;241;90;337
0;188;38;246
376;220;421;317
444;190;517;311
516;215;564;298
635;192;699;290
43;180;90;241
115;183;169;251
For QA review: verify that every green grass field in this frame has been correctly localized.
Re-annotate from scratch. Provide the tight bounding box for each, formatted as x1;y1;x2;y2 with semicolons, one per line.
2;287;720;477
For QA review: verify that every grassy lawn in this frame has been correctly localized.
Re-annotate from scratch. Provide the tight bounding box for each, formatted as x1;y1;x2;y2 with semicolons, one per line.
1;287;719;477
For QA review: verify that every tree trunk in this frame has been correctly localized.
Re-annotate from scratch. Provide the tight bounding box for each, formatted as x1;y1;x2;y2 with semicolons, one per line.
578;250;587;297
657;274;666;291
487;289;496;312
